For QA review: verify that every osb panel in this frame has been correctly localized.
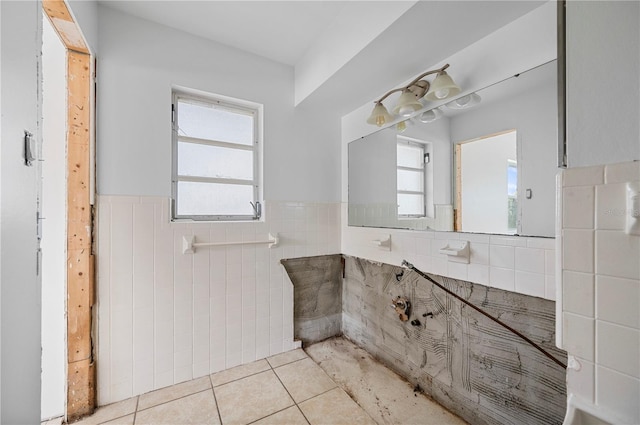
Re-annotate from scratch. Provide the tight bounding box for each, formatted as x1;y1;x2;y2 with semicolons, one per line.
342;256;567;425
68;248;92;363
67;358;96;422
43;0;89;54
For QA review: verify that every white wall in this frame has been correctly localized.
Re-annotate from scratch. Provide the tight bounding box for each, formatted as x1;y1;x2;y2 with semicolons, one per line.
460;132;516;234
560;1;640;422
0;1;42;422
41;17;67;421
67;0;98;55
566;1;640;167
1;1;3;419
97;5;340;203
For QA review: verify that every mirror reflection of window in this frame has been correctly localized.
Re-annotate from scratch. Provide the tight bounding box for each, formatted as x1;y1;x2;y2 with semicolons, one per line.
457;130;517;234
397;137;429;218
507;159;518;231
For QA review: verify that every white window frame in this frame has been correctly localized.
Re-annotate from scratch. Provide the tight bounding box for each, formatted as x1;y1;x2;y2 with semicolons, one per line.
396;137;428;218
171;89;262;221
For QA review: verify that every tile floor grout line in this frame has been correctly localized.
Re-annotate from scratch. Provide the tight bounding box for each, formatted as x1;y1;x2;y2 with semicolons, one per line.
135;387;213;414
91;398;139;425
209;362;273;388
295;385;339;406
270;365;300;409
210;366;272;389
209;374;224;425
132;395;140;424
244;405;308;425
295;402;313;425
269;359;323;425
268;353;310;370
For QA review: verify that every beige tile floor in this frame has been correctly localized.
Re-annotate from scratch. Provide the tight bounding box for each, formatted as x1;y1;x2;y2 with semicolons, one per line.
61;338;465;425
68;347;375;425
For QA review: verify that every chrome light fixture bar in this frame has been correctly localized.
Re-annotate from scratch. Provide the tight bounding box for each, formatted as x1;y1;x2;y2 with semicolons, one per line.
366;63;460;127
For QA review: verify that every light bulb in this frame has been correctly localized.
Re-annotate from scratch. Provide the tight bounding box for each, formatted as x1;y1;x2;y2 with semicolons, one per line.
435;88;450;99
396;121;407;133
398;105;415;117
420;110;436;123
419;107;442;123
367;102;393;127
455;95;471;106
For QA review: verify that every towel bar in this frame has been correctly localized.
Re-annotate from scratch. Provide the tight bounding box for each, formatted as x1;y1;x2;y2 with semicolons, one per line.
182;233;279;254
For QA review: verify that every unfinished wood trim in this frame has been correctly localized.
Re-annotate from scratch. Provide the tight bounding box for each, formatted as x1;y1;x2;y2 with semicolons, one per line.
67;359;96;419
455;128;516;146
66;49;95;421
43;0;95;419
454;143;462;232
42;0;89;54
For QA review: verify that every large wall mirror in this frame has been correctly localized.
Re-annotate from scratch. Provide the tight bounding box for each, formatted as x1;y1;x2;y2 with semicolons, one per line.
348;59;557;237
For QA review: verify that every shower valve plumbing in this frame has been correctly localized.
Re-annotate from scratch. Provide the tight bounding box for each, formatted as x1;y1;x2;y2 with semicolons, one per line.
391;296;411;322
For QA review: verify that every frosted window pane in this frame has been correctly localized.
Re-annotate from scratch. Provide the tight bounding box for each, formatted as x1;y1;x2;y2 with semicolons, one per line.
178;142;253;180
398;194;424;216
397;143;423;168
178;100;253;145
397;169;424;192
177;182;254;216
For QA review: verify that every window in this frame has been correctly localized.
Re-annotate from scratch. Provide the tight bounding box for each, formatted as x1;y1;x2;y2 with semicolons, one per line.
397;138;427;217
172;90;261;220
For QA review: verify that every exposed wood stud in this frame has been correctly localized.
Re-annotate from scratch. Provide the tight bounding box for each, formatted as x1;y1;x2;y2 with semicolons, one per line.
67;359;96;419
66;49;95;421
43;0;95;420
454;144;462;232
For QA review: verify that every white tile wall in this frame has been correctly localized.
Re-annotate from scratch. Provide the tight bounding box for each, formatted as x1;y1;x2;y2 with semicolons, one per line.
559;161;640;424
342;205;556;300
96;196;341;405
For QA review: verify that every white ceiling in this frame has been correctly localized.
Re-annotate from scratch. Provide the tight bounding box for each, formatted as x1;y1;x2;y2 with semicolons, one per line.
98;0;354;66
97;1;548;116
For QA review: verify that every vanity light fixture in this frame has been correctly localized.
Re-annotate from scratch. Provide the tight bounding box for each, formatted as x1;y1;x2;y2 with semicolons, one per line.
367;64;460;127
445;92;481;109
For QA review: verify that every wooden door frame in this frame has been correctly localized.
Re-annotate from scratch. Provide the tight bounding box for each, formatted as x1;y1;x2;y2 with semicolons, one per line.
42;0;95;421
453;129;516;233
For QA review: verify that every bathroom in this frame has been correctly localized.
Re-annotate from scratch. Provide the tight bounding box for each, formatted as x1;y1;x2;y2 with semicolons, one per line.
1;1;639;424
